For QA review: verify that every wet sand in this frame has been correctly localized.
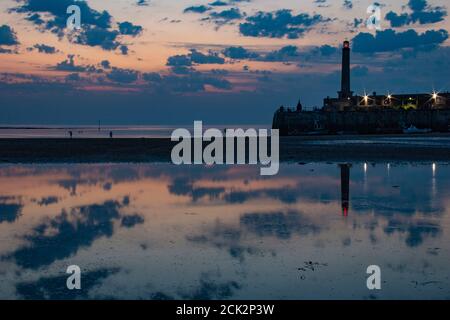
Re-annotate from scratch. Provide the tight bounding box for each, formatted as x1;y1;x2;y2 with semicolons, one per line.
1;135;450;163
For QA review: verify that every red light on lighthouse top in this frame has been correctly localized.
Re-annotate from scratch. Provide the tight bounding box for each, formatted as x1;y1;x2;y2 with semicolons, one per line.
343;41;350;49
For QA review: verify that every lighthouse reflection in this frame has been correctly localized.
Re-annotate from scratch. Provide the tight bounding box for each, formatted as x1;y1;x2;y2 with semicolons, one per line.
339;164;351;217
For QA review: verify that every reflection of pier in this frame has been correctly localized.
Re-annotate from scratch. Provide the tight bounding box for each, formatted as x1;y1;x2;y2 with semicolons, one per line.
339;164;351;216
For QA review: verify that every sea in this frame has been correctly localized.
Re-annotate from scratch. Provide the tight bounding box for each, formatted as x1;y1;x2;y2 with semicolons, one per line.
1;162;450;299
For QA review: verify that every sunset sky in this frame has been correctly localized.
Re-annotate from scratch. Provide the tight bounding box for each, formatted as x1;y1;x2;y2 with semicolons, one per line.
0;0;449;125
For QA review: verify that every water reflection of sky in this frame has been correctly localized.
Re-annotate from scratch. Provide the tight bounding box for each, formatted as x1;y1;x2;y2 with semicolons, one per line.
0;163;450;300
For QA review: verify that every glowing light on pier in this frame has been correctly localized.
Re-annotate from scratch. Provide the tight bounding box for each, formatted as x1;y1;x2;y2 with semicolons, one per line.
363;95;369;105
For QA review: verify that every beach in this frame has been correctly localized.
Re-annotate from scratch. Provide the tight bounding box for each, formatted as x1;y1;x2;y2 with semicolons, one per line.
1;133;450;163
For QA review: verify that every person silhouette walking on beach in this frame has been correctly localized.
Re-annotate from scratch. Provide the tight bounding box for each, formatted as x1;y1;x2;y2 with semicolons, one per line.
109;131;113;138
69;131;73;139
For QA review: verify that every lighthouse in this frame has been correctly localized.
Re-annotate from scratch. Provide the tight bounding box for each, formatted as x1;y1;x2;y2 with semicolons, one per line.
338;40;353;99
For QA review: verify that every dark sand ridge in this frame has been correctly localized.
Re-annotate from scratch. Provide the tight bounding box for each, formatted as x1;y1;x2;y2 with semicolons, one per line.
1;134;450;164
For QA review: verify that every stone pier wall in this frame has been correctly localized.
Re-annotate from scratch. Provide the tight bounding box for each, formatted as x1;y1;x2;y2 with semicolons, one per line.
272;109;450;135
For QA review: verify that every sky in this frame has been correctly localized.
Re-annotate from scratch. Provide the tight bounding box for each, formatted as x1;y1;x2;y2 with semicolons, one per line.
0;0;449;125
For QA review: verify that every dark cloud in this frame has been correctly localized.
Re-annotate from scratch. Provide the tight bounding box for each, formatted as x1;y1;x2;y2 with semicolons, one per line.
118;21;143;36
100;60;111;69
222;45;303;62
75;26;120;51
4;199;133;269
209;8;243;23
15;0;112;32
120;45;129;55
240;211;321;239
14;0;142;52
0;47;15;54
55;55;87;72
384;219;441;247
54;59;100;76
222;46;259;59
145;65;232;93
184;5;211;14
65;72;81;82
16;268;120;300
314;0;329;7
141;64;234;93
167;49;225;66
352;29;448;53
386;12;410;27
318;44;338;56
26;13;45;25
142;72;162;83
37;196;59;206
0;203;23;223
386;0;447;27
184;0;251;20
353;18;364;28
165;170;330;205
0;25;19;45
381;45;450;78
168;178;225;201
209;1;228;6
167;54;193;67
33;43;57;54
170;65;196;75
136;0;149;6
190;49;225;64
211;68;229;75
262;45;299;61
107;68;138;84
187;209;319;261
180;273;241;300
239;9;329;39
121;214;145;228
186;220;262;261
56;177;97;195
343;0;353;10
103;182;112;191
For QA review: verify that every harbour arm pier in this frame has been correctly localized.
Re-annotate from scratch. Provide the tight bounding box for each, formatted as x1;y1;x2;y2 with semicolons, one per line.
272;41;450;136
